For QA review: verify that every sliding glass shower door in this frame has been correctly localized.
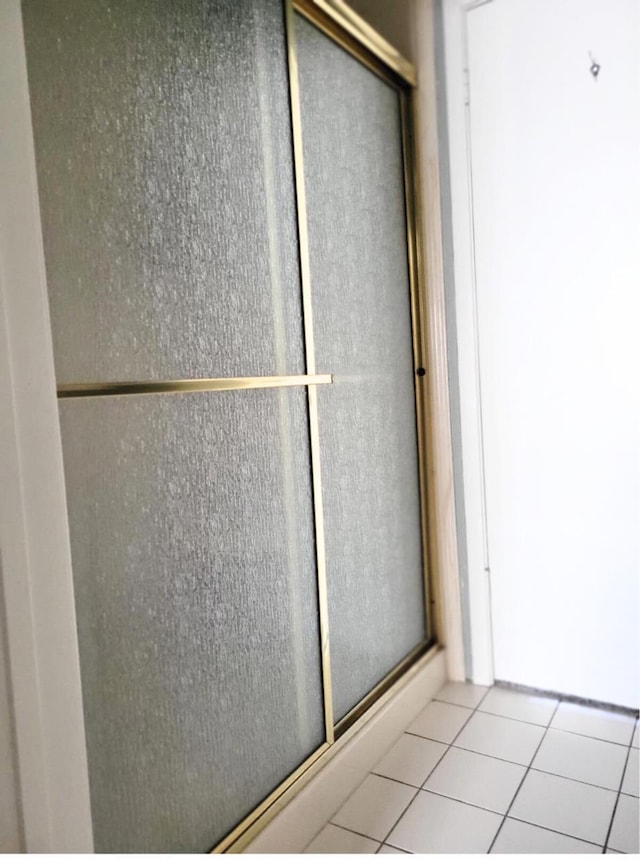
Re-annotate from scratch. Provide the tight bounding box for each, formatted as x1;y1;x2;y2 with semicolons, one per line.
23;0;326;851
21;0;432;851
293;11;429;726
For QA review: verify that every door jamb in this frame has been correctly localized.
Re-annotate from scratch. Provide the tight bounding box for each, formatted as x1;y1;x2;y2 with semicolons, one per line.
439;0;495;685
0;2;93;851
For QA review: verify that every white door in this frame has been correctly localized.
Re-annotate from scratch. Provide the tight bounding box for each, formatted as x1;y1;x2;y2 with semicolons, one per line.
464;0;639;707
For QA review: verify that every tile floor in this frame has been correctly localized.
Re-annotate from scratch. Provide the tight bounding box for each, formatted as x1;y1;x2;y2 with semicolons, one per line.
304;683;640;854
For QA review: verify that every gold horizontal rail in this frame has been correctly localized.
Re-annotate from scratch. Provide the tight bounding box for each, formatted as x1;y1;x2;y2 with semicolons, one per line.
294;0;417;87
219;644;442;853
212;743;330;854
57;374;333;399
334;638;434;738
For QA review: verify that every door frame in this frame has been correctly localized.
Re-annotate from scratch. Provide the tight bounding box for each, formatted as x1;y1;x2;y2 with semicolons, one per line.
440;0;496;686
0;0;464;851
0;1;94;850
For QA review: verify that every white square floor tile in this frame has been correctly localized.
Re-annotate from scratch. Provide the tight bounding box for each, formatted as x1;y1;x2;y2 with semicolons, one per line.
387;790;502;854
622;747;639;796
454;710;545;765
551;702;635;745
378;846;408;854
632;722;639;748
373;734;447;788
424;747;525;813
509;769;617;845
479;687;557;726
532;728;628;790
490;818;601;853
434;681;489;710
331;774;416;843
305;823;379;853
608;793;640;854
406;700;472;745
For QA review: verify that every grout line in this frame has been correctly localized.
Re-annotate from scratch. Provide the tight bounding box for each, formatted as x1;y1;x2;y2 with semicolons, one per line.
433;687;636;745
428;699;480;713
376;785;422;850
376;843;412;855
328;686;638;855
601;716;638;853
527;767;622;794
393;735;450;751
427;737;529;768
402;690;478;754
371;712;466;856
313;687;489;853
433;682;492;711
486;698;561;853
538;725;635;749
490;721;633;750
415;690;481;788
404;729;542;771
477;708;557;728
347;686;635;856
476;684;494;708
494;680;640;719
302;774;379;850
407;729;459;741
419;786;504;815
432;699;475;711
323;820;382;846
378;740;622;800
504;814;606;849
372;772;428;790
400;689;634;850
433;684;491;708
400;737;526;772
445;737;535;767
433;703;635;748
371;686;499;850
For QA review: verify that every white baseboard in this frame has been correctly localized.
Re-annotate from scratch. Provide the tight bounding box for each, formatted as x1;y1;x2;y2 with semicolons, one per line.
245;649;447;853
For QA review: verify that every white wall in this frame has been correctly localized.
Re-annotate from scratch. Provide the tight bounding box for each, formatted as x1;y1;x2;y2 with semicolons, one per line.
447;0;639;706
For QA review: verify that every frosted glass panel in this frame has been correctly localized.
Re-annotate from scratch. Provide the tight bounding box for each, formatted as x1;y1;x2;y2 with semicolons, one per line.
22;0;304;383
295;16;427;721
58;389;323;852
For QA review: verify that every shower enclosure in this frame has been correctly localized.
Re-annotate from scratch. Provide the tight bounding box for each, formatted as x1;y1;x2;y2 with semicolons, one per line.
9;0;435;850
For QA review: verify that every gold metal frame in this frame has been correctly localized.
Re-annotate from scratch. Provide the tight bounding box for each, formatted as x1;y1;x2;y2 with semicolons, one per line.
218;643;441;854
286;0;335;748
400;85;436;641
294;0;417;86
57;375;331;399
210;0;437;852
334;641;431;738
53;0;435;852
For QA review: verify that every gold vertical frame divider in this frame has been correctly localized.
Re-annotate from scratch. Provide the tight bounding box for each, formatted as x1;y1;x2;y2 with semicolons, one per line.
285;0;335;747
400;88;437;644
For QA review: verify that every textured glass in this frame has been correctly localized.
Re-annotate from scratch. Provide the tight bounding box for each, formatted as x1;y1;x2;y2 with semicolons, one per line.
58;389;323;852
22;0;304;383
296;16;427;722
